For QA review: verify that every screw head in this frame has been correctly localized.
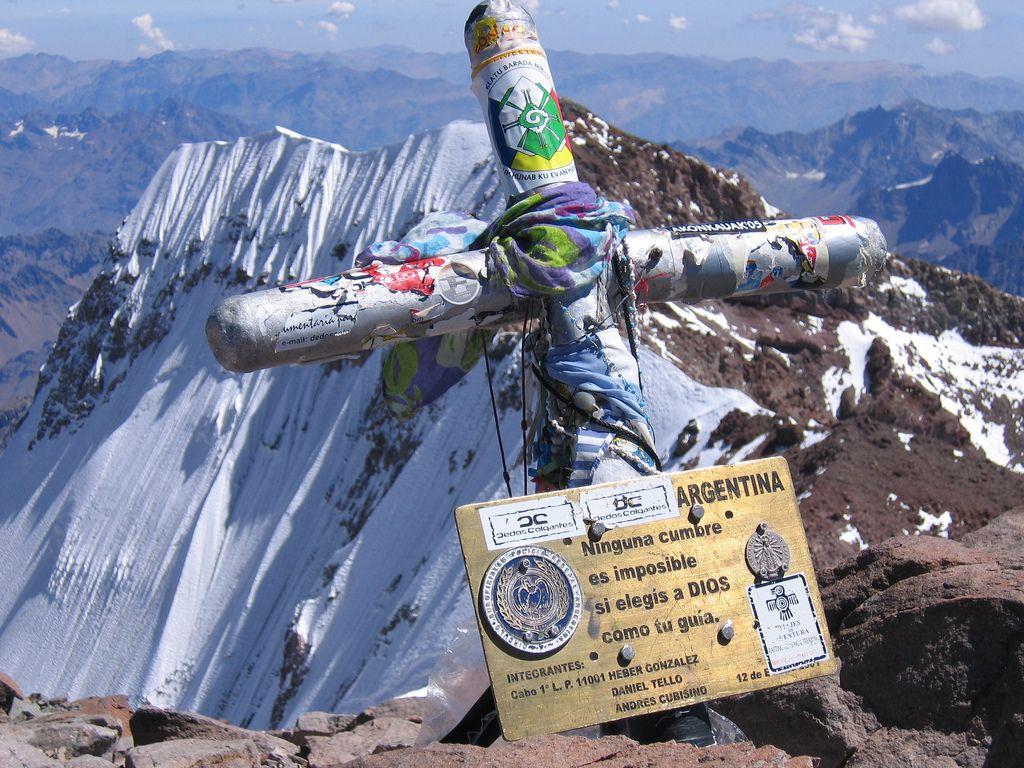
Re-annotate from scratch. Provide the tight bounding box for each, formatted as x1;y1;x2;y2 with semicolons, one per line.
756;521;768;535
588;520;608;541
618;645;636;665
690;503;705;522
718;619;735;643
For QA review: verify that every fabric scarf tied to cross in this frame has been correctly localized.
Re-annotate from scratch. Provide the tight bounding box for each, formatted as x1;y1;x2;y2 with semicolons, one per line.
474;182;634;299
357;181;652;489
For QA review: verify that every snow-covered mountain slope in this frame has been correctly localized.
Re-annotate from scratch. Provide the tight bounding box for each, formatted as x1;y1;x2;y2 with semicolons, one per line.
0;121;759;728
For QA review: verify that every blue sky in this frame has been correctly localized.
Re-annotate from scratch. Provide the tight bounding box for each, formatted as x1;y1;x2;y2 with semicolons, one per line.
2;0;1021;80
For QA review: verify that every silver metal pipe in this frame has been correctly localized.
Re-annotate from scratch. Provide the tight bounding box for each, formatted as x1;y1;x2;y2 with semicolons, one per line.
206;216;887;373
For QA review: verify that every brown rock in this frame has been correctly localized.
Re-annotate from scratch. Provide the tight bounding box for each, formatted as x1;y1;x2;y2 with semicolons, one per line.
720;673;879;768
837;385;857;419
864;338;893;393
821;535;988;633
837;562;1024;734
362;697;429;724
274;711;359;750
306;717;420;768
823;517;1024;765
69;695;133;739
4;713;120;760
130;705;298;759
961;507;1024;555
294;711;358;736
125;738;261;768
65;755;118;768
8;698;43;723
843;727;986;768
0;734;61;767
0;672;24;712
345;734;810;768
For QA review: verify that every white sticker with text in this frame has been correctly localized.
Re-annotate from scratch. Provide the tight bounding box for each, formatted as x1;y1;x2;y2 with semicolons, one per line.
479;496;585;551
579;475;678;529
275;307;356;352
747;574;829;674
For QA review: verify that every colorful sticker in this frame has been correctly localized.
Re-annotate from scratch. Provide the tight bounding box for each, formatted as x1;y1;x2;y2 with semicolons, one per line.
472;18;536;54
671;220;768;237
361;257;446;296
280;273;348;300
472;49;577;194
435;260;482;306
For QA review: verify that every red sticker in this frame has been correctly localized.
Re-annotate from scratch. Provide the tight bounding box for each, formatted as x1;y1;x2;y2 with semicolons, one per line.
364;257;446;296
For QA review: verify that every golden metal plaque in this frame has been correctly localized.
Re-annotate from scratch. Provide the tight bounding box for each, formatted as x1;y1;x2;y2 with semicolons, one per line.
454;457;837;740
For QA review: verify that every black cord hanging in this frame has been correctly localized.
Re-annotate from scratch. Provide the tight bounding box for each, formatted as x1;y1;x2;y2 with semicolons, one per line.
480;329;514;498
614;249;646;398
520;301;531;497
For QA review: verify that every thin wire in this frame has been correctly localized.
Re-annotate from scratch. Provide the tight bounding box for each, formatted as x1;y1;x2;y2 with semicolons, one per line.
481;329;514;498
520;302;531;497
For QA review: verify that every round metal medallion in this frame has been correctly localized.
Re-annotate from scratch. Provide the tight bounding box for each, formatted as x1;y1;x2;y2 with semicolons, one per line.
435;261;482;306
480;546;583;656
745;524;791;580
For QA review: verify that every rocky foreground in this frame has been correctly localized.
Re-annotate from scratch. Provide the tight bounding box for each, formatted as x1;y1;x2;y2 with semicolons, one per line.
2;508;1021;768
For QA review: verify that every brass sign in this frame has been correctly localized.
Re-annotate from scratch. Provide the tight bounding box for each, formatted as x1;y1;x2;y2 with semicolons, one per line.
454;457;837;740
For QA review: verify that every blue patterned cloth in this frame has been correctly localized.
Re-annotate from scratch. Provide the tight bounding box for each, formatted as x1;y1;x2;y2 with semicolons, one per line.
356;212;488;420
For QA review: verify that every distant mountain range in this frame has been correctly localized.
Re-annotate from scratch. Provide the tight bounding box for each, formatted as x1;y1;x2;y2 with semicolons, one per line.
3;51;1024;243
0;229;107;446
683;102;1024;295
4;49;1024;147
0;99;251;236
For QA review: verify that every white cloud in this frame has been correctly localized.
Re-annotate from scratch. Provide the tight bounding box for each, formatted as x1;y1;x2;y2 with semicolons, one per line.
0;28;33;56
894;0;986;31
326;1;355;19
132;13;174;54
756;4;876;53
668;15;689;30
315;19;338;35
607;0;620;7
926;35;954;54
636;13;650;22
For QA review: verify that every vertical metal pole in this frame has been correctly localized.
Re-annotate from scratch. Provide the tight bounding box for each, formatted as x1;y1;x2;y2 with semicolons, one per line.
464;1;578;198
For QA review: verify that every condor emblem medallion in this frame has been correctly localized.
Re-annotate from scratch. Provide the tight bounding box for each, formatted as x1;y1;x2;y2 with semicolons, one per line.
481;546;583;656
